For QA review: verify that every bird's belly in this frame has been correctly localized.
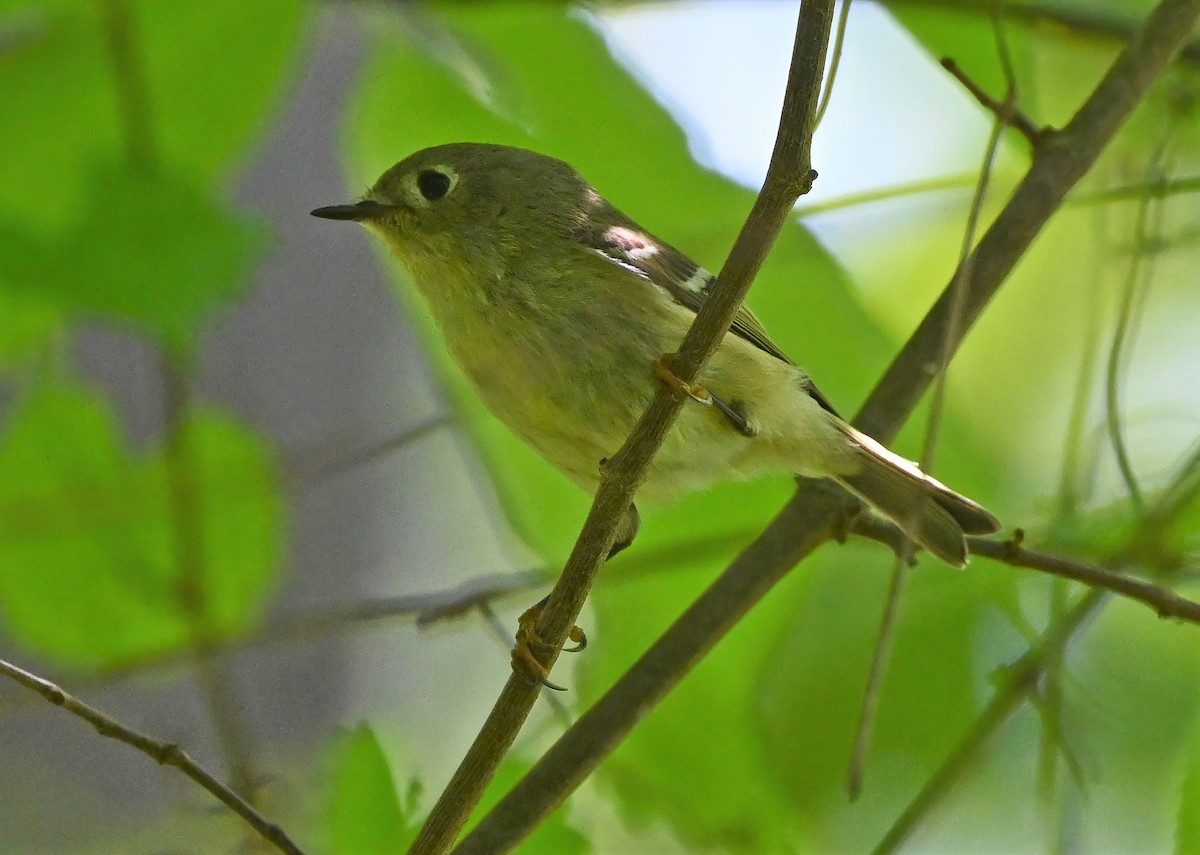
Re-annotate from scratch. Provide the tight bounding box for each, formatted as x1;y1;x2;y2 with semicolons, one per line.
441;314;837;503
458;344;652;486
459;349;780;500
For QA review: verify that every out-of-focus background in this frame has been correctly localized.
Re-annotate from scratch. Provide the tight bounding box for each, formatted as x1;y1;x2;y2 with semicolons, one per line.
1;1;1199;852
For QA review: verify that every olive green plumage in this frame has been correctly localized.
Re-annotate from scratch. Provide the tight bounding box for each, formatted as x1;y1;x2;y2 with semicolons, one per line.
312;143;1000;565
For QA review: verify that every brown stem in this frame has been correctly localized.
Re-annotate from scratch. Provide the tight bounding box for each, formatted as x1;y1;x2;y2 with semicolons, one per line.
852;514;1200;623
882;0;1200;64
940;57;1047;146
0;658;305;855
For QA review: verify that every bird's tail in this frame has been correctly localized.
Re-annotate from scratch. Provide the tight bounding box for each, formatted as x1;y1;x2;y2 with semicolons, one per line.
833;426;1000;567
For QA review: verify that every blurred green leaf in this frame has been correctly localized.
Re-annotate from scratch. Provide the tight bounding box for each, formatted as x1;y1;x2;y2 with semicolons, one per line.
0;0;305;362
0;289;61;365
0;0;307;228
1179;730;1200;854
0;384;283;667
0;161;266;352
328;724;418;855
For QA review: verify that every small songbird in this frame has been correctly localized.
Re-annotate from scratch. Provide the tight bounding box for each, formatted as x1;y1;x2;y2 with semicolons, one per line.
312;143;1000;566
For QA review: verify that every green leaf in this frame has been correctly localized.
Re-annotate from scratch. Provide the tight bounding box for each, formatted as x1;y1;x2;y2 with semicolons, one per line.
0;0;308;229
1179;731;1200;854
0;288;61;365
0;384;284;667
328;725;418;855
0;161;266;352
0;0;304;362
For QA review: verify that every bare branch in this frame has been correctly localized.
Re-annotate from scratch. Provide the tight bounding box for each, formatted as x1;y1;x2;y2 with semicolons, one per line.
868;429;1200;851
939;57;1046;147
850;5;1018;796
881;0;1200;64
871;586;1107;855
0;657;306;855
455;0;1200;850
406;3;839;853
974;537;1200;620
851;514;1200;624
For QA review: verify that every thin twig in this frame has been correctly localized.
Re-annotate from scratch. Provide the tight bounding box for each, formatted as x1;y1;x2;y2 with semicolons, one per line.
871;587;1108;855
163;359;261;803
794;173;978;218
974;537;1199;619
814;0;854;128
0;658;305;855
846;549;910;799
940;57;1046;146
850;514;1200;624
882;0;1200;64
849;9;1014;796
407;4;838;853
283;413;455;491
1103;151;1171;515
870;435;1200;852
454;1;1200;850
1075;172;1200;204
0;530;760;720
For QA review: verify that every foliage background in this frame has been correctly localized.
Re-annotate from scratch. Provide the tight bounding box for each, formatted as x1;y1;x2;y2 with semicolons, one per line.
0;0;1198;852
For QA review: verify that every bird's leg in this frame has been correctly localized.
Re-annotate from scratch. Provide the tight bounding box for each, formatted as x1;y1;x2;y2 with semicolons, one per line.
512;597;585;692
654;354;713;406
510;504;639;690
655;355;757;436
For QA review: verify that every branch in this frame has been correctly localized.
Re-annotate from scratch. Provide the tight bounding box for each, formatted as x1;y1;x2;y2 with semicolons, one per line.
881;0;1200;64
455;0;1200;850
0;657;305;855
2;530;758;719
406;3;838;853
872;443;1200;851
975;537;1200;620
852;514;1200;624
940;57;1046;147
871;586;1107;855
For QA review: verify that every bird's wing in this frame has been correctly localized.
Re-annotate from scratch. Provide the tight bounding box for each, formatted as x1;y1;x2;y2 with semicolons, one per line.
574;210;842;418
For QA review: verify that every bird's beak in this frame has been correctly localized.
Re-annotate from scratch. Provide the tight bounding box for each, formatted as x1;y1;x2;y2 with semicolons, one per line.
310;199;398;221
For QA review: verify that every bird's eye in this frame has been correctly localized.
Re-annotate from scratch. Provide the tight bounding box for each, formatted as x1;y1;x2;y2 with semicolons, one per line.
417;169;453;201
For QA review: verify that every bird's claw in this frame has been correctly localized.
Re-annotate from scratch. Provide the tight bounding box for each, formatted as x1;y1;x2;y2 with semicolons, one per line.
655;355;713;406
510;602;587;692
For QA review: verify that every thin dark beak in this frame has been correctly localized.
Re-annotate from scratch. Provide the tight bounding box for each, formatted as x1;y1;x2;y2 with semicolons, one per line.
310;200;397;221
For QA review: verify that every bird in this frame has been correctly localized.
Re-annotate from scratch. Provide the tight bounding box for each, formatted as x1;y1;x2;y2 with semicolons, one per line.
311;143;1000;570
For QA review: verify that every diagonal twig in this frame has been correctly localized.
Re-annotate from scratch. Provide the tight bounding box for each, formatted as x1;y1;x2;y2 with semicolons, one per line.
849;2;1022;798
870;459;1200;853
851;514;1200;624
454;0;1200;850
940;57;1047;146
405;2;839;853
0;657;306;855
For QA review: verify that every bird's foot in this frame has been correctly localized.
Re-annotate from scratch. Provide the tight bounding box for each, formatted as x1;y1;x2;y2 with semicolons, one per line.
654;355;713;406
511;600;587;692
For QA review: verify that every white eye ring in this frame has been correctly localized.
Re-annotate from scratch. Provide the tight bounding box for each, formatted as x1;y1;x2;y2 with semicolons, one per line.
413;166;457;203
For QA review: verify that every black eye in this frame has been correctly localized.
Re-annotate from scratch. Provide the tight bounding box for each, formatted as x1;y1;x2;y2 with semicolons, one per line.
417;169;452;201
